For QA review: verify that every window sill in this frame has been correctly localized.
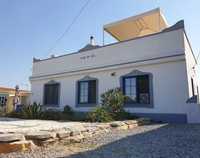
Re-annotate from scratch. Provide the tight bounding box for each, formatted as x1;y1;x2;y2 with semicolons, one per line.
124;103;153;108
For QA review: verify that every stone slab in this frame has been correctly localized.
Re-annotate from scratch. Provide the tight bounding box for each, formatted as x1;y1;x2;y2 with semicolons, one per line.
37;138;58;146
70;130;81;136
110;121;126;128
128;124;138;129
136;118;151;125
0;134;25;143
25;131;56;140
124;120;138;125
68;134;84;143
116;125;129;130
57;130;71;139
0;140;35;154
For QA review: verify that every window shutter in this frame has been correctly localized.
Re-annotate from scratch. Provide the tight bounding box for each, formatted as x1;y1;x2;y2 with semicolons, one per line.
78;82;81;104
138;75;150;104
44;85;49;105
44;83;59;105
53;84;59;105
88;80;96;103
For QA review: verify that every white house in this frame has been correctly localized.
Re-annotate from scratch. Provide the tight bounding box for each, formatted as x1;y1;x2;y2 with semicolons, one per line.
30;8;200;123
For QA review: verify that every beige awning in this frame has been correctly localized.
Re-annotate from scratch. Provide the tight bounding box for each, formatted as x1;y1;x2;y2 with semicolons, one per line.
104;8;168;42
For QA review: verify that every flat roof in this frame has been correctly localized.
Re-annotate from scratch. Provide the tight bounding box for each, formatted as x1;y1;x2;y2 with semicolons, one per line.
0;87;30;94
104;8;168;41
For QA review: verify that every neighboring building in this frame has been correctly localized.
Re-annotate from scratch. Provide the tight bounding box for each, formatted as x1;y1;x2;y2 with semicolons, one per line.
0;86;30;113
30;8;200;123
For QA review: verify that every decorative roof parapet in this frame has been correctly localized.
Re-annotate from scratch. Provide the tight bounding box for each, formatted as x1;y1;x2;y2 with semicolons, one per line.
33;57;41;63
162;20;184;33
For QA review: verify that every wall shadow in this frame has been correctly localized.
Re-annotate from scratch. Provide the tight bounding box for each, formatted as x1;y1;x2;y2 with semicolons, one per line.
62;124;200;158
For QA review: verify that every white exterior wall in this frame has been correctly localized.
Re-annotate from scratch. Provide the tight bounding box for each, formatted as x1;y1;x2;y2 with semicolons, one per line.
183;32;200;123
184;33;198;97
31;59;189;114
30;28;200;123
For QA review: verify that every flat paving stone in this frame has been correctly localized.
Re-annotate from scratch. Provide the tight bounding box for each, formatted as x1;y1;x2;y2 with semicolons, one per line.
25;132;56;140
70;130;81;136
110;121;125;127
0;140;35;154
124;120;138;125
57;130;71;139
0;134;25;143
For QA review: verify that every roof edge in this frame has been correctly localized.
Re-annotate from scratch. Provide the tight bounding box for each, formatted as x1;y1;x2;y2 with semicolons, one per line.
0;87;30;93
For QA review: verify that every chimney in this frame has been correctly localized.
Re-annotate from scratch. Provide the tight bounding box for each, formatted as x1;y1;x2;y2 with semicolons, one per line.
50;54;55;58
90;36;95;45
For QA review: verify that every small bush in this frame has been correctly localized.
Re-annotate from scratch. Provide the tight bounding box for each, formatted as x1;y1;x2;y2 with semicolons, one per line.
101;88;127;120
42;110;63;120
63;105;73;115
87;106;113;122
87;88;133;122
0;108;5;117
21;102;43;119
6;111;22;118
42;106;74;121
101;88;125;110
113;110;133;120
69;112;88;121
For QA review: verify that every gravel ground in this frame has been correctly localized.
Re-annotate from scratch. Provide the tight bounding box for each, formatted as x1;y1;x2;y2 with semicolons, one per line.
1;124;200;158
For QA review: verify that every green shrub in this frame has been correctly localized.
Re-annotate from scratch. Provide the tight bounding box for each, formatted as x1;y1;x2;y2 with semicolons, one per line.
6;111;22;118
87;88;133;122
42;106;74;121
68;112;88;121
101;88;127;120
0;108;5;117
42;110;63;120
63;105;73;115
87;106;113;122
21;102;43;119
113;110;133;120
7;89;134;122
101;88;125;111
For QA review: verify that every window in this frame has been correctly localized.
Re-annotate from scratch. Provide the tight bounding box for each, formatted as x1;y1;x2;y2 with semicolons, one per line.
44;83;60;105
0;96;7;106
78;80;96;104
124;77;137;102
79;82;89;103
123;75;150;104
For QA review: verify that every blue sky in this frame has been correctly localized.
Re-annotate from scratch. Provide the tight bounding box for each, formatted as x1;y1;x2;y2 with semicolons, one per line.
0;0;199;90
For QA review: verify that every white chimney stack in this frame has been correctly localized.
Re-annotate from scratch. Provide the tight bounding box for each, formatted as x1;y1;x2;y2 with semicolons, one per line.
90;36;95;45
